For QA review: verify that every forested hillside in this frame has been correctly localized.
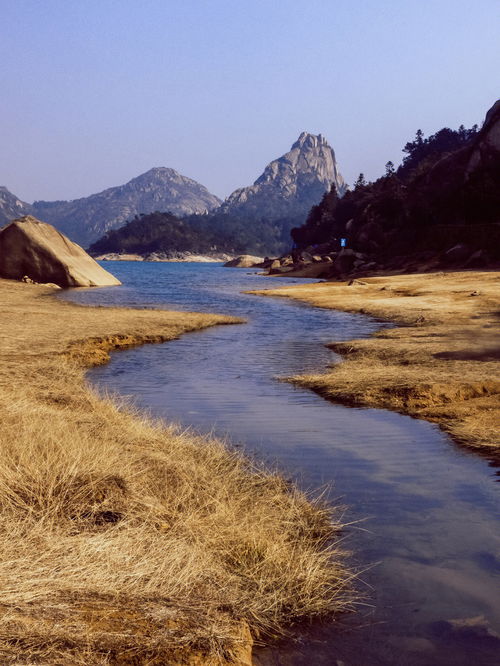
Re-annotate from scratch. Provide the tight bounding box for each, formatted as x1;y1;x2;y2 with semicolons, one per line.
291;101;500;272
88;210;300;257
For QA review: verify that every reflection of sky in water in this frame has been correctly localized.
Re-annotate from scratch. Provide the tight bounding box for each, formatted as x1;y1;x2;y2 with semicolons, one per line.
64;262;500;665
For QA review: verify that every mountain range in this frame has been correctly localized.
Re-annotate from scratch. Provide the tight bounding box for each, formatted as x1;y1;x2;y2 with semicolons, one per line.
0;133;344;250
0;169;221;248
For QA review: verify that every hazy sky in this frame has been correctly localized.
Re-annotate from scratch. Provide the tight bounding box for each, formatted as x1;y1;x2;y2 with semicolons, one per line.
1;0;498;202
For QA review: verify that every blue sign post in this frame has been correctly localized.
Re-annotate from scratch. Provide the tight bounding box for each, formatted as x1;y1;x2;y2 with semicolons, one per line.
340;237;347;248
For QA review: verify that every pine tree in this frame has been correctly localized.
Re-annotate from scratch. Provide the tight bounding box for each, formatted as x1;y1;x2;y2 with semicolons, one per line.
385;161;395;177
354;173;366;189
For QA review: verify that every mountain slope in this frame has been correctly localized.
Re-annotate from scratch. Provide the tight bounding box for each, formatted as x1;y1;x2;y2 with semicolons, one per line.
30;168;221;247
220;132;345;220
0;187;32;225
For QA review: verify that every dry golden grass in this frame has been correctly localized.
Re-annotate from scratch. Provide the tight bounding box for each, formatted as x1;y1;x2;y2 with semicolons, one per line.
0;280;352;665
251;271;500;454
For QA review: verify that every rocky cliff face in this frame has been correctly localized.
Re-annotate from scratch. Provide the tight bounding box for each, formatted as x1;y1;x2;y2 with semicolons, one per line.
28;168;221;248
220;132;345;220
466;99;500;174
0;187;32;225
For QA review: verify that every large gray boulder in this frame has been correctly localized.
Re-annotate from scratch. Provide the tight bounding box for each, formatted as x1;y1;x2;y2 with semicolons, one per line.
269;261;332;278
0;216;121;288
444;243;471;264
334;248;357;275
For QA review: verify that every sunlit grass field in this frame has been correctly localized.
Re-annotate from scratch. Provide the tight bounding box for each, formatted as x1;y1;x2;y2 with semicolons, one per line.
0;280;352;664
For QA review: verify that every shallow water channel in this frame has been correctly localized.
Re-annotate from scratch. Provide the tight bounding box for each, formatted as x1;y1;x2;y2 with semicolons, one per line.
64;262;500;665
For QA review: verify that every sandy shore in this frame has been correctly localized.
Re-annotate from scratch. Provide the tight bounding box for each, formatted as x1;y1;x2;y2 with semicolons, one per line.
251;271;500;455
0;279;351;664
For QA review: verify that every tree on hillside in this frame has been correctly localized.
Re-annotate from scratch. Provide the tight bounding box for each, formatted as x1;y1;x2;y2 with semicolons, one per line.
399;125;479;179
291;184;339;248
354;173;366;189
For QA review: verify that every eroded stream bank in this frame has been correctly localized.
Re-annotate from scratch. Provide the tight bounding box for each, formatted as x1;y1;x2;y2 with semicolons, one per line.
66;262;500;665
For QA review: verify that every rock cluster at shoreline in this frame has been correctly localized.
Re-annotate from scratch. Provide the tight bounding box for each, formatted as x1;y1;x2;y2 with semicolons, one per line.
263;237;500;281
95;250;234;263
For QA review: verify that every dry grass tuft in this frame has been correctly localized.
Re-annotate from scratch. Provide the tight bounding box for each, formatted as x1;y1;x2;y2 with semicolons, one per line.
0;280;352;664
251;271;500;454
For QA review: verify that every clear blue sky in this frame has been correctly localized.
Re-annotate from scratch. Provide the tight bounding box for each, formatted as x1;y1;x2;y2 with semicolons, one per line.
1;0;498;202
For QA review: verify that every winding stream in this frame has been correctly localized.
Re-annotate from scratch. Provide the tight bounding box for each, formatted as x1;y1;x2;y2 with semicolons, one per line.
64;261;500;665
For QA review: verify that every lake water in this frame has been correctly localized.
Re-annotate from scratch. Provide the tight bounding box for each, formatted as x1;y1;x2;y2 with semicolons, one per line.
64;261;500;665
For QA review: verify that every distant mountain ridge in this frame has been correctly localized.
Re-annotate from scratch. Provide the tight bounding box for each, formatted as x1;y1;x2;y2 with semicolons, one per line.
30;168;221;247
220;132;345;219
0;169;221;248
1;132;344;251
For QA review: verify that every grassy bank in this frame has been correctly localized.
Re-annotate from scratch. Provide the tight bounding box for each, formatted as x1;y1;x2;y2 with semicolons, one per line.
251;271;500;454
0;280;352;665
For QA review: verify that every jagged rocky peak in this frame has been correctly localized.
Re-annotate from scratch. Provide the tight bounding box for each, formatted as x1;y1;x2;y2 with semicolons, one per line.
292;131;329;149
255;131;345;190
221;132;345;220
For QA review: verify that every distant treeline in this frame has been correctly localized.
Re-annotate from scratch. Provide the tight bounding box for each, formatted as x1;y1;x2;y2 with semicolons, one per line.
89;210;302;256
